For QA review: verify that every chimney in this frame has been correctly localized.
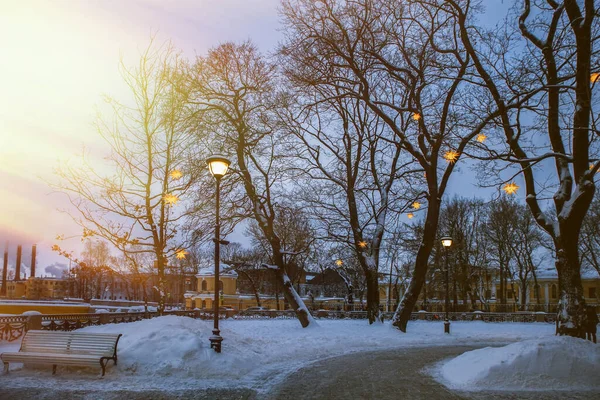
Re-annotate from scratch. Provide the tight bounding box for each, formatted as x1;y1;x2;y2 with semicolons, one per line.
31;244;36;278
15;245;22;281
1;242;7;295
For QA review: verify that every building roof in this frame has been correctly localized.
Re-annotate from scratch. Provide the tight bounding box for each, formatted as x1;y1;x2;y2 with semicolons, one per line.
532;267;598;281
196;263;238;278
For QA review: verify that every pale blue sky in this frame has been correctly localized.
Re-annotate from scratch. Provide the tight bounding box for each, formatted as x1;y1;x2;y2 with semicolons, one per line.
0;0;518;273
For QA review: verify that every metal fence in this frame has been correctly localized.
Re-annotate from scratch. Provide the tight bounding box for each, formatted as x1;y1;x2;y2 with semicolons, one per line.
0;309;572;343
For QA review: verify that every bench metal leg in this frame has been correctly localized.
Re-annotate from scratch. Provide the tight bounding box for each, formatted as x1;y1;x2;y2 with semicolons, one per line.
52;365;57;375
100;359;107;377
3;362;8;374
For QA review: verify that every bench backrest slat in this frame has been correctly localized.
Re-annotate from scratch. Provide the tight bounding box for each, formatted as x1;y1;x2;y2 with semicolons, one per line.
21;330;120;357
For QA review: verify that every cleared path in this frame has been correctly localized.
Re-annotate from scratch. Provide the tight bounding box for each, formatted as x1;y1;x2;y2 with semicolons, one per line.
266;345;598;400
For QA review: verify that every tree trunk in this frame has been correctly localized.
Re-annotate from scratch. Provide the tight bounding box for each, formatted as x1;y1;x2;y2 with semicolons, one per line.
392;201;440;331
276;267;312;327
365;269;381;323
521;283;527;312
555;234;586;337
157;255;165;316
499;262;504;312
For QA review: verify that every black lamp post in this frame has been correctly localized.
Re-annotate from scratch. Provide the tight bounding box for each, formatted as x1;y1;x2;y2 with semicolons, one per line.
206;154;231;353
441;236;453;334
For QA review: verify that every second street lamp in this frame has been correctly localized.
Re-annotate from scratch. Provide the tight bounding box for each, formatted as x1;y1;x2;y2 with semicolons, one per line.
206;154;231;353
441;236;453;334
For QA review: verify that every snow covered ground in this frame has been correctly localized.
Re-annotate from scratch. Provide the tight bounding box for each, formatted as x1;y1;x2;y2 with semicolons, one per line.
435;336;600;391
0;316;558;393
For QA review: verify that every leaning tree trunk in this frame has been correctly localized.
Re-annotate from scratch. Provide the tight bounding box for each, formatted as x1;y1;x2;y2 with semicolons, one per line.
274;266;313;327
392;201;440;332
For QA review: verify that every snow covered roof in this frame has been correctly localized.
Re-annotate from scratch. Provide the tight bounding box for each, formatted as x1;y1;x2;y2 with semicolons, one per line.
196;263;238;278
535;268;598;281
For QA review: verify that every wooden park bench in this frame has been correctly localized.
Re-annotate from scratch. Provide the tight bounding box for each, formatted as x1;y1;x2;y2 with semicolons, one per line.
1;330;122;377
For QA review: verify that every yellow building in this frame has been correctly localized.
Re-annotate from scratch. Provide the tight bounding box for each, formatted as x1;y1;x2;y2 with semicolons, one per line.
4;277;68;300
25;277;67;300
6;281;27;299
496;268;599;310
184;263;285;310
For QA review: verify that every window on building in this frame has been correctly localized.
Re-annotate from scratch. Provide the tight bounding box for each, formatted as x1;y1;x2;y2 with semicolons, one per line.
201;280;207;291
219;280;224;291
551;284;557;299
590;287;597;299
485;289;491;300
507;291;513;299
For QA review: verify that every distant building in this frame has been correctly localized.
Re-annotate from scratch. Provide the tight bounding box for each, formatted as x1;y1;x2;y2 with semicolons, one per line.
5;277;67;300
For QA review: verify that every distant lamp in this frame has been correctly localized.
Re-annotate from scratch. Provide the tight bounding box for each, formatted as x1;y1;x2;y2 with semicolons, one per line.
358;241;368;248
335;259;343;267
440;235;452;334
441;236;453;248
591;73;600;83
163;194;180;205
476;134;487;143
206;155;231;179
175;249;188;260
407;213;414;219
503;182;519;195
412;201;421;210
412;113;421;121
170;169;183;180
444;150;459;163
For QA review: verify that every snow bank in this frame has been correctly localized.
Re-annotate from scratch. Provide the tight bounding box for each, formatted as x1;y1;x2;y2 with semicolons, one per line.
77;315;261;380
0;318;556;392
21;311;42;316
437;336;600;391
75;318;554;384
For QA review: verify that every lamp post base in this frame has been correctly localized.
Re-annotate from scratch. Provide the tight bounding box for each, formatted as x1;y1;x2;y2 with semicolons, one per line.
444;319;451;334
210;329;223;353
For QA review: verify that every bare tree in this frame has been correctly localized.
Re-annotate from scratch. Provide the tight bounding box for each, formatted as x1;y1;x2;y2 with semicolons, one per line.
280;84;412;323
187;42;315;327
54;40;196;314
485;197;519;310
280;0;507;331
509;205;546;310
444;0;599;335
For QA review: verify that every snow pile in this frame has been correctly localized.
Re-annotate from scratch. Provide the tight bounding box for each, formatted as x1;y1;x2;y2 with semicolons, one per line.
438;336;600;391
21;311;42;316
77;315;262;380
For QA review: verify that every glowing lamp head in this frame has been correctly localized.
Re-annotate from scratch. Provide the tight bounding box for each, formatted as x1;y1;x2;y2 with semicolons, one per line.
335;259;343;266
441;236;453;248
170;169;183;180
206;155;231;179
407;213;414;219
503;182;519;195
444;150;459;163
163;193;180;205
